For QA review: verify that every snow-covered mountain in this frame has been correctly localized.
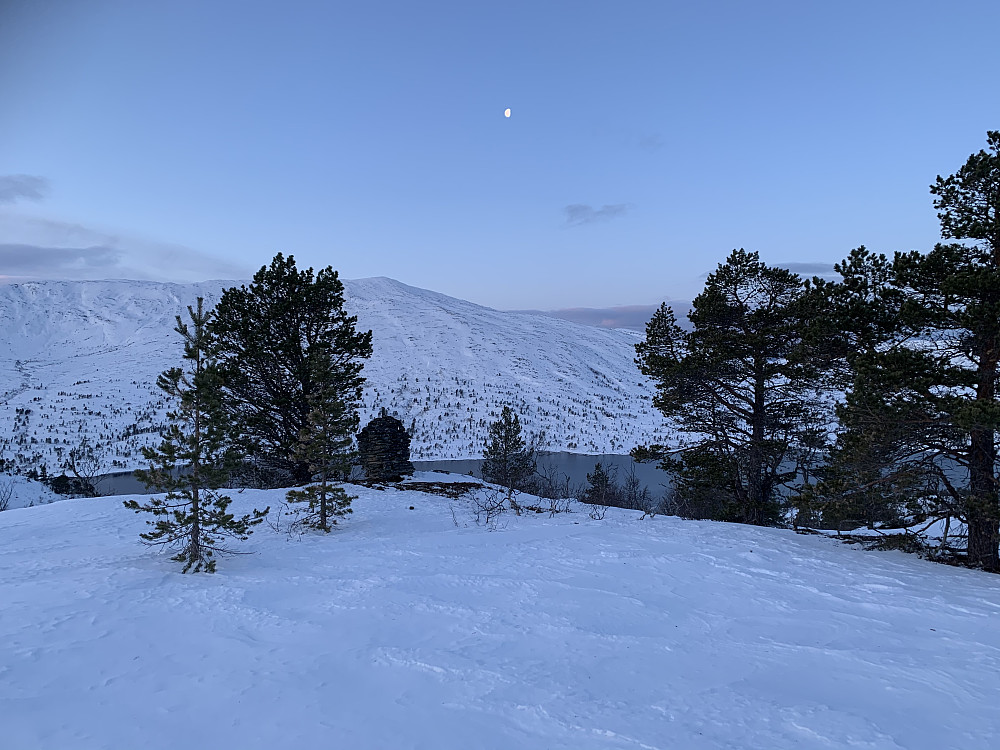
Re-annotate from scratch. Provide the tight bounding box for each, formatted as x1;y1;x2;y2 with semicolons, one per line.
0;277;670;473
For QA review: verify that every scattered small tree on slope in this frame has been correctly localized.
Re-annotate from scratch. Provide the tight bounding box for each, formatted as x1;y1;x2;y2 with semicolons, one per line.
211;253;373;485
125;299;268;573
634;249;825;526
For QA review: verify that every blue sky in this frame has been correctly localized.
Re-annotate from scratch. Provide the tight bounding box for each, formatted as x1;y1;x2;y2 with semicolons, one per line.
1;0;998;309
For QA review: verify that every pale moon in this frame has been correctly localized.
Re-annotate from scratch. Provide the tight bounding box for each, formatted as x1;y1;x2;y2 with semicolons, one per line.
504;108;511;118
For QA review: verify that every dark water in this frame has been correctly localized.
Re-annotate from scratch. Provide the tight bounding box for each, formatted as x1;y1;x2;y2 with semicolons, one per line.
96;451;673;497
415;451;673;496
96;470;155;496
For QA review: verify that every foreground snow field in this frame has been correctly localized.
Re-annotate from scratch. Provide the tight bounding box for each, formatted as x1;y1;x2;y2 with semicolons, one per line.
2;474;999;750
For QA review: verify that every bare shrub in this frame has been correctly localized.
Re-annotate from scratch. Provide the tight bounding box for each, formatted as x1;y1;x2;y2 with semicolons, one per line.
0;479;13;512
527;462;572;499
65;436;106;496
578;461;666;519
472;485;508;530
621;464;663;518
547;494;572;517
588;502;609;520
229;459;298;490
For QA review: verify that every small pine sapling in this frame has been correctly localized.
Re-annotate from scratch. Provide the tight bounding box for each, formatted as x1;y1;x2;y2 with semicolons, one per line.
481;405;536;515
285;344;357;532
125;298;268;573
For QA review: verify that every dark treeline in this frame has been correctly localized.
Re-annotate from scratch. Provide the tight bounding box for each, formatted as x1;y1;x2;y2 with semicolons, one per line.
634;131;1000;572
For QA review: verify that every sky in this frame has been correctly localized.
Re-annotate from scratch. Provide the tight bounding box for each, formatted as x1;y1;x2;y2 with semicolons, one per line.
2;0;999;311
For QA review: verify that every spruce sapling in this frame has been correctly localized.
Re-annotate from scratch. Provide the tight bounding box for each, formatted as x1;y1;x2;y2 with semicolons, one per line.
125;298;268;573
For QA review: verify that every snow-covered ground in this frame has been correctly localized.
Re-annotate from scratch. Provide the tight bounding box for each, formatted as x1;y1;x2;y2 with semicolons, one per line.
2;474;998;749
0;472;62;510
0;278;671;473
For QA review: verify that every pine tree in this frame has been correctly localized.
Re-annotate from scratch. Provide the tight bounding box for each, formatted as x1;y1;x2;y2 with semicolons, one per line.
585;462;618;506
211;254;373;485
634;249;826;526
787;248;909;530
827;132;1000;569
284;344;356;532
481;406;536;511
125;299;268;573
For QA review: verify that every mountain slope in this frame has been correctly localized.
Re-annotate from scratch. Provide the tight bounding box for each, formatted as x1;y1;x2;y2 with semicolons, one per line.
0;278;669;472
2;481;999;749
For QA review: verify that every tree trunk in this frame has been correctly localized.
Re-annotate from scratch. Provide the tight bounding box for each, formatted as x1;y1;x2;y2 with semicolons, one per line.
191;363;202;562
967;349;999;570
319;468;328;532
745;364;767;525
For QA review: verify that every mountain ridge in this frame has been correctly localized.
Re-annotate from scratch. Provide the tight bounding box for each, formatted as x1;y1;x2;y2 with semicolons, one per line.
0;277;669;473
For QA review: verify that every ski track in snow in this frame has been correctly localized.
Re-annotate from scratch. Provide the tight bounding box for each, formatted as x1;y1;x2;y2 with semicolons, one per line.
2;476;999;749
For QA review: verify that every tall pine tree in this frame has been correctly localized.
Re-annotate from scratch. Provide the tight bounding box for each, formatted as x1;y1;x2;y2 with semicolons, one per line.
796;247;920;531
635;249;826;526
211;254;373;485
125;299;268;573
829;132;1000;569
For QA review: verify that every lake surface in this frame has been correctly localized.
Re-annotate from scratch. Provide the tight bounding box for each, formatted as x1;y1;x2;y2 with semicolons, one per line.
415;451;673;496
96;451;674;497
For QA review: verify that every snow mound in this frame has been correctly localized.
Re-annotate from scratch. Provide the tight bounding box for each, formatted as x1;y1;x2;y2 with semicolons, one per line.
2;476;998;749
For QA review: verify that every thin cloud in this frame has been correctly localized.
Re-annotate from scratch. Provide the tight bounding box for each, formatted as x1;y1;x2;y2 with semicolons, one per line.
564;203;630;227
0;214;250;282
545;304;659;330
514;302;692;331
0;175;49;204
637;133;664;152
0;244;122;276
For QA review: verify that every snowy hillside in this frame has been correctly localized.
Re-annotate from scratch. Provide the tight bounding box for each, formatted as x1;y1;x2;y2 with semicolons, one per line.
0;472;61;510
2;480;999;749
0;278;670;473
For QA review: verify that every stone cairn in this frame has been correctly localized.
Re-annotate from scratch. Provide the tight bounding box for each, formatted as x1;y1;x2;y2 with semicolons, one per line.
357;409;415;482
